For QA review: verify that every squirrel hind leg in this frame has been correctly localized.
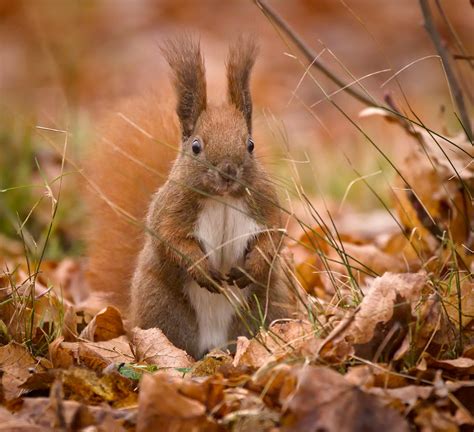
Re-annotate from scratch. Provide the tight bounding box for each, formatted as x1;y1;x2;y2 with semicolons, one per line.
130;245;201;358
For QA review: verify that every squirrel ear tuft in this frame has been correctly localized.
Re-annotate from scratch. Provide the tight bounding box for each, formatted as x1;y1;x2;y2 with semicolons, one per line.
226;36;258;133
161;36;207;141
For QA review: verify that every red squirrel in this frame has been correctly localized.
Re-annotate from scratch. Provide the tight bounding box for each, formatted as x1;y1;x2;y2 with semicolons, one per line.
85;36;291;358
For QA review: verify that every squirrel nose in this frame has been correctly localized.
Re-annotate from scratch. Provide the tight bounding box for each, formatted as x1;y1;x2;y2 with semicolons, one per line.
220;162;237;180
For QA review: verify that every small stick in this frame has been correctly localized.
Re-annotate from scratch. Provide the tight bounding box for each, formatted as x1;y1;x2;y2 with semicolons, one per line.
254;0;376;108
419;0;473;142
434;0;474;70
453;54;474;61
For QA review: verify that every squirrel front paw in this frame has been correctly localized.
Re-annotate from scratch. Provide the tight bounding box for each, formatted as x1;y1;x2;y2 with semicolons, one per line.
226;267;253;289
196;267;224;293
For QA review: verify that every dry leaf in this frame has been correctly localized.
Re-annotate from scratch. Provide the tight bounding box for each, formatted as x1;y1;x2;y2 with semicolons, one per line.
19;371;57;395
345;365;408;389
49;337;76;369
443;278;474;329
62;367;137;408
219;388;279;429
423;355;474;375
415;405;458;432
281;365;409;432
49;336;135;371
191;349;233;377
131;327;194;369
0;406;45;431
0;342;44;400
368;385;433;411
136;372;219;432
325;272;427;361
13;395;136;431
249;364;295;408
80;306;125;342
393;133;473;267
233;320;314;369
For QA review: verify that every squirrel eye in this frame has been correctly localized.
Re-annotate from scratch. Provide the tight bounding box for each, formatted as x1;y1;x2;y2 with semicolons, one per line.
247;137;254;154
191;138;201;155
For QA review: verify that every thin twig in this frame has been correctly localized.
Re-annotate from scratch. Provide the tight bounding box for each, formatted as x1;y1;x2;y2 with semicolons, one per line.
453;54;474;61
435;0;474;70
253;0;419;138
254;0;376;107
418;0;473;142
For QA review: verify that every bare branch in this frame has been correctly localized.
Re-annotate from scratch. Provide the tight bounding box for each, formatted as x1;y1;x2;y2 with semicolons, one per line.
453;54;474;61
254;0;472;146
419;0;473;142
254;0;376;107
434;0;474;70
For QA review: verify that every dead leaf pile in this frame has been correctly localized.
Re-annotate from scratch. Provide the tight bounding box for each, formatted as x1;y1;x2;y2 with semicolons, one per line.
1;126;473;430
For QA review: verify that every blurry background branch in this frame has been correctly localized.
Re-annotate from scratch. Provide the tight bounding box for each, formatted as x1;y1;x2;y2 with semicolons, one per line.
419;0;472;142
254;0;377;108
255;0;473;143
254;0;422;137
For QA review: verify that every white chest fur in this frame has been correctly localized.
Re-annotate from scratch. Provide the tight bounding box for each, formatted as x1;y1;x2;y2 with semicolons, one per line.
186;197;261;356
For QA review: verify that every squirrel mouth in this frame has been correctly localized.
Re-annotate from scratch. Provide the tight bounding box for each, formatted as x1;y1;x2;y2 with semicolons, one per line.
215;178;242;196
204;168;243;196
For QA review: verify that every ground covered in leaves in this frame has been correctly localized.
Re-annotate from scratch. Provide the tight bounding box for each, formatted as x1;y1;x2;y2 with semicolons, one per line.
1;123;473;431
1;1;473;431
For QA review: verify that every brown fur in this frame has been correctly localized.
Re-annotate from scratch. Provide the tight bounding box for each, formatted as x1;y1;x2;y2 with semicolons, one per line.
85;37;291;358
161;36;207;140
226;36;258;133
84;94;179;307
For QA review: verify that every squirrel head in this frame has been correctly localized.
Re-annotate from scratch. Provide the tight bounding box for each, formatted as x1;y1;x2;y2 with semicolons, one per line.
162;36;259;197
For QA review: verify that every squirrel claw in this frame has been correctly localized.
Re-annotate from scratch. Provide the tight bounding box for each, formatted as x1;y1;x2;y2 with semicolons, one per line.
198;268;224;293
226;267;252;289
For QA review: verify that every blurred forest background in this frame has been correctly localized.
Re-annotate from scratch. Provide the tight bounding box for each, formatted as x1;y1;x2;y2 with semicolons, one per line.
0;0;473;259
0;3;473;429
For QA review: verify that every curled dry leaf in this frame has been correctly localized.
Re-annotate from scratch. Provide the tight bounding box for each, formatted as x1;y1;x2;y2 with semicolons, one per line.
219;389;279;430
393;132;474;267
79;306;125;342
414;405;459;432
393;277;474;362
19;371;57;395
0;406;45;431
49;336;134;372
61;305;79;342
0;342;44;401
344;364;408;389
130;327;194;369
423;354;474;376
295;254;326;296
61;367;137;408
368;385;433;411
321;272;427;361
249;364;296;409
463;345;474;359
376;232;426;271
49;337;75;369
281;365;409;432
12;394;136;431
77;338;134;372
137;372;219;432
233;320;314;369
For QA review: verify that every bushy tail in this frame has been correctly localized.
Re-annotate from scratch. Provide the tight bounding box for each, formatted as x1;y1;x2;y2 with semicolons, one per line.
83;94;179;308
